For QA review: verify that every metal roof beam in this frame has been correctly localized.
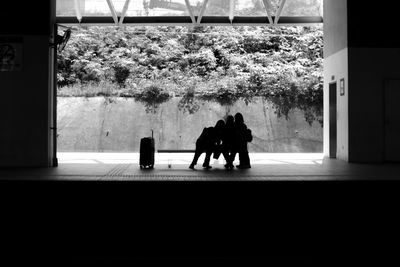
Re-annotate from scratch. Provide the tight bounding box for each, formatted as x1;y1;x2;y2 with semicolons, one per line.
262;0;274;25
74;0;83;22
57;16;323;26
106;0;119;25
275;0;287;25
119;0;131;26
197;0;209;24
229;0;235;23
185;0;197;24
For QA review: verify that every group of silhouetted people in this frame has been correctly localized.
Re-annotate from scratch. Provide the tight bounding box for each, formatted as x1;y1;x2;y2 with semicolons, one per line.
189;112;253;170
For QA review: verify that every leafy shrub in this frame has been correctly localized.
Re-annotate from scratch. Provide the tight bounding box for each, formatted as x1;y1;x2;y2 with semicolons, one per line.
133;84;171;113
197;77;240;106
58;81;117;97
71;60;104;84
183;48;217;76
178;87;201;114
112;64;131;87
57;25;323;125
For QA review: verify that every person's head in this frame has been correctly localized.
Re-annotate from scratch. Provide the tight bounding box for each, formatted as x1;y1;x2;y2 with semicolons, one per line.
225;115;234;127
234;113;244;124
215;119;225;131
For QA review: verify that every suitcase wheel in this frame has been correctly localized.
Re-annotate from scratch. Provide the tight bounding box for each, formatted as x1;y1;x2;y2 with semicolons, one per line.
140;165;153;169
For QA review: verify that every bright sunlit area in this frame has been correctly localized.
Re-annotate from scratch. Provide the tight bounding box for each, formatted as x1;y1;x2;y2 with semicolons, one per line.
55;0;324;171
58;152;324;165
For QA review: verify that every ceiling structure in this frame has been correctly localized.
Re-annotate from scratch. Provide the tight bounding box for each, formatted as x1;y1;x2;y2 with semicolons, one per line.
56;0;323;26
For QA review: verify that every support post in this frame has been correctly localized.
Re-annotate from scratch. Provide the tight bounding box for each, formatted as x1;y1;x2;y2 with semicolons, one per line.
197;0;209;24
274;0;287;25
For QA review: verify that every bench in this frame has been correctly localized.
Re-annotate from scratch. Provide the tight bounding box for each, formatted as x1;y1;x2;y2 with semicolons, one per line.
157;150;195;153
157;149;227;168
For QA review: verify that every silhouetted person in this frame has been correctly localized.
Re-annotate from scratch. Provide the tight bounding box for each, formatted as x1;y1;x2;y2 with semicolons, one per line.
212;119;226;162
189;120;225;170
231;112;252;169
222;115;235;169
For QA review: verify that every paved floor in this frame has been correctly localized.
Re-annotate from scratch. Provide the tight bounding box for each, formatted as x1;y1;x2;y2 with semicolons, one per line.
1;153;400;180
1;153;398;266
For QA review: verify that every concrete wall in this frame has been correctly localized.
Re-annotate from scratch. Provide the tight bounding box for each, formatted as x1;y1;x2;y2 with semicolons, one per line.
346;0;400;162
348;48;400;162
323;48;348;161
0;2;52;36
347;1;400;48
0;1;53;167
0;36;51;166
57;97;323;153
323;0;347;57
323;0;400;162
323;0;349;161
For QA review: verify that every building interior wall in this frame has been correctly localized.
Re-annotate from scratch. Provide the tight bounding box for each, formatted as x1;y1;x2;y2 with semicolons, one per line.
347;1;400;48
0;1;52;167
323;0;400;163
346;0;400;162
323;0;349;161
348;48;400;162
323;0;347;58
324;48;348;161
0;36;51;167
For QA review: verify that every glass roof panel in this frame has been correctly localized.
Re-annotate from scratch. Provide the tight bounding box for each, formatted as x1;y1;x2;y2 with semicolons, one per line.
280;0;323;16
187;0;206;16
131;0;188;16
80;0;121;16
122;0;210;17
235;0;268;16
56;0;323;18
201;0;273;17
202;0;229;16
57;0;116;17
57;0;80;16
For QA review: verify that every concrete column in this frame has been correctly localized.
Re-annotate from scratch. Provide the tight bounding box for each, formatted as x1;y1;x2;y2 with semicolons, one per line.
323;0;349;161
324;0;400;162
347;1;400;162
0;1;53;167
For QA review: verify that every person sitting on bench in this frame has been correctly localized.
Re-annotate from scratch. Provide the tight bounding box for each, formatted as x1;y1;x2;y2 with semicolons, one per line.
231;112;252;169
222;115;235;170
189;120;225;170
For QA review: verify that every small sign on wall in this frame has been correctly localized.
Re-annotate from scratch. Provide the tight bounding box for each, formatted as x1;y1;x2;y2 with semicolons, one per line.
340;78;345;96
0;36;23;72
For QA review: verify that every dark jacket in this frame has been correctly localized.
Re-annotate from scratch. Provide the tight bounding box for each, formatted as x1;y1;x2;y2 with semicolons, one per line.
233;113;252;151
197;127;219;148
222;123;235;150
233;122;249;150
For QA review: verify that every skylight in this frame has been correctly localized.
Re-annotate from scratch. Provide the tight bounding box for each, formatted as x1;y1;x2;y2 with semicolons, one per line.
56;0;323;26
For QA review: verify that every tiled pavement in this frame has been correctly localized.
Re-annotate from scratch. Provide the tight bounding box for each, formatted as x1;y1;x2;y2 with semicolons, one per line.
1;152;400;180
1;153;398;267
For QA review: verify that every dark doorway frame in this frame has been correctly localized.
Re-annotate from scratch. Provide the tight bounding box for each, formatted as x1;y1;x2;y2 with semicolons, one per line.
384;79;400;162
329;82;337;158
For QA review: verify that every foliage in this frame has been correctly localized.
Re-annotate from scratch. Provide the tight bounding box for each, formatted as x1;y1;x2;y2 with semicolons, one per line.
57;81;116;97
197;76;241;106
132;84;171;113
178;86;201;114
58;25;323;126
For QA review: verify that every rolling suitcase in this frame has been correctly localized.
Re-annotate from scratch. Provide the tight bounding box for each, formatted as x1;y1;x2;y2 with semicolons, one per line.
139;130;155;169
